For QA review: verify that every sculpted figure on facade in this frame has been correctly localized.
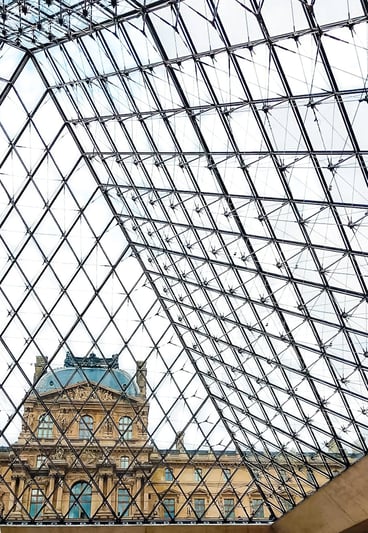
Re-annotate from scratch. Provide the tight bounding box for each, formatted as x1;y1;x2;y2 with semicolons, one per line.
0;352;324;523
23;408;35;432
82;449;99;465
56;409;69;430
104;416;113;435
101;390;113;402
51;447;65;461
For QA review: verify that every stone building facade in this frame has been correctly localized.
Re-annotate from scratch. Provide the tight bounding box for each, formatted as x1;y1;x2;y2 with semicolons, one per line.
0;354;344;523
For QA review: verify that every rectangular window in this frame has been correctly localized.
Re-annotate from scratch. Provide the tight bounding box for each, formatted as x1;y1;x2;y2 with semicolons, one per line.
79;416;93;440
120;456;129;469
29;489;43;518
194;468;202;482
165;468;173;481
117;488;130;517
36;455;47;468
223;468;231;481
223;498;235;520
37;414;53;439
251;498;264;519
163;498;175;520
194;498;205;518
119;417;133;440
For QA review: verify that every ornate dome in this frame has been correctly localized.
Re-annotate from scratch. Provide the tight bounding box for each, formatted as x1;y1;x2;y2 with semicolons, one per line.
35;353;139;397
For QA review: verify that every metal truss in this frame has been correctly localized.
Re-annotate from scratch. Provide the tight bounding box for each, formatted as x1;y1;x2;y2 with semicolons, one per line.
0;0;367;525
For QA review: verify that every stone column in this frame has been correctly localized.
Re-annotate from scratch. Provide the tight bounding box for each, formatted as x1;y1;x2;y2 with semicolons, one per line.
107;474;113;501
43;473;57;519
54;476;64;516
9;475;26;519
95;471;112;518
132;475;144;519
142;478;149;517
7;476;17;513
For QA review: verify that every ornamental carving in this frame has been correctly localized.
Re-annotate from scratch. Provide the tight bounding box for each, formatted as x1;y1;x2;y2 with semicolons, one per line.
56;409;69;430
82;449;100;465
51;447;65;461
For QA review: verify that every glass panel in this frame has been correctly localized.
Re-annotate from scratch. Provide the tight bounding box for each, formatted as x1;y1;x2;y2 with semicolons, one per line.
251;498;265;519
224;498;235;520
117;488;130;517
119;416;132;440
163;498;175;520
194;498;205;519
165;468;173;481
29;489;44;519
194;468;202;482
36;455;48;468
69;482;92;519
0;0;367;526
37;414;53;439
79;415;93;439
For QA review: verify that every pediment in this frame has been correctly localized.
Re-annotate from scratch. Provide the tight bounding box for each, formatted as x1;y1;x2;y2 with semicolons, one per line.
38;383;122;402
191;488;208;495
157;488;181;497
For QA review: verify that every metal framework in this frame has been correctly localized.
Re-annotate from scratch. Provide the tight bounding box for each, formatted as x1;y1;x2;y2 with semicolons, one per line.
0;0;368;525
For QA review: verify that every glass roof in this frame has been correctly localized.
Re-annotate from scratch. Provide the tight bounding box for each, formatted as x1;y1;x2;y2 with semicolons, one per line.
0;0;368;524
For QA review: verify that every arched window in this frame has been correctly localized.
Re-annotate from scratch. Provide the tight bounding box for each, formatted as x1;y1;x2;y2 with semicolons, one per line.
119;416;132;440
79;415;93;439
37;414;53;439
120;456;129;469
69;481;91;519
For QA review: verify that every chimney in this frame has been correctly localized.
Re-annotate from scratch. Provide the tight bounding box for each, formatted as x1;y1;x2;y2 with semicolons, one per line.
136;361;147;398
34;355;48;382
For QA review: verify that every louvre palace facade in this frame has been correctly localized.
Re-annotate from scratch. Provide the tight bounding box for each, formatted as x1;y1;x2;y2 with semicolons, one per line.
0;353;347;524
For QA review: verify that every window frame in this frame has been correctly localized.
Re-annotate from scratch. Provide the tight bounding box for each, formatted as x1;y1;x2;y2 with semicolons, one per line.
37;414;53;439
117;488;130;517
250;497;265;519
223;497;235;520
29;488;44;518
223;468;231;481
194;468;202;482
164;467;174;481
79;415;94;440
36;455;48;468
194;497;205;519
163;497;175;520
119;416;133;440
68;481;92;519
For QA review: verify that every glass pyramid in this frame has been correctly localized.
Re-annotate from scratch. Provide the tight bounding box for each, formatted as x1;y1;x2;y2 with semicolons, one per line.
0;0;367;524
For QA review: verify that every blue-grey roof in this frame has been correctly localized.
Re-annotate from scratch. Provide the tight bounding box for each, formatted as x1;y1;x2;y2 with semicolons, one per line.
35;366;139;396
